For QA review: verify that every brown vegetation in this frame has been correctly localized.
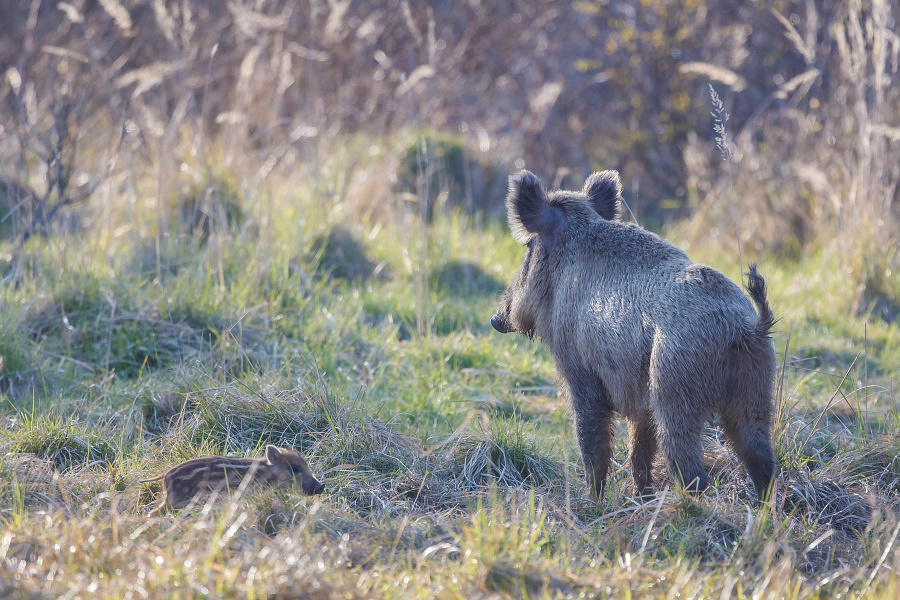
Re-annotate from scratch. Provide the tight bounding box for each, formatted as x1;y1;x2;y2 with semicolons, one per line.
2;1;896;260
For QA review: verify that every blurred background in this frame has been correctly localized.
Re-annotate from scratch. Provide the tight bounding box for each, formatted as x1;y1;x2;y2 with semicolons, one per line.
1;0;897;314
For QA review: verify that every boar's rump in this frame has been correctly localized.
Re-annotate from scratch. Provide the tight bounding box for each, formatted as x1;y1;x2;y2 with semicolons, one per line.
492;170;777;501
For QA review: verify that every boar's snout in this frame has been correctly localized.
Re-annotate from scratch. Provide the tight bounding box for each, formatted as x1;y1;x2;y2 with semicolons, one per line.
302;478;325;496
491;313;512;334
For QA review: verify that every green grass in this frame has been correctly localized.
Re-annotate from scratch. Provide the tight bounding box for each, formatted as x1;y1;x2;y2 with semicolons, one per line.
0;160;898;599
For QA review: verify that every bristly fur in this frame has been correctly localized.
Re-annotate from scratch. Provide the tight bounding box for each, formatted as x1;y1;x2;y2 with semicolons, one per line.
492;170;778;502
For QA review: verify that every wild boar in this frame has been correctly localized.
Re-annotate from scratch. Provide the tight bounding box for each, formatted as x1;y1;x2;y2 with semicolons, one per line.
491;170;777;500
142;445;324;515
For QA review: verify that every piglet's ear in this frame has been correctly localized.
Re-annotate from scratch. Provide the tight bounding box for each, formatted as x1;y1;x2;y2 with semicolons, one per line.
506;170;560;243
265;445;282;465
583;170;622;221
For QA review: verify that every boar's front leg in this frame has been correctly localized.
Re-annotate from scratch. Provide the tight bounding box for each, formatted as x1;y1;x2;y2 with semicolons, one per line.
561;368;616;500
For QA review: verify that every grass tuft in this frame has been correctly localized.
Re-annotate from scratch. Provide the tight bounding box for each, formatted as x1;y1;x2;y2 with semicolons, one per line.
449;411;563;489
6;414;118;472
311;225;383;283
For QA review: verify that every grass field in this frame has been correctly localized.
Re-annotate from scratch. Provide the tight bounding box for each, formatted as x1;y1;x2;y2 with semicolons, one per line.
1;148;898;599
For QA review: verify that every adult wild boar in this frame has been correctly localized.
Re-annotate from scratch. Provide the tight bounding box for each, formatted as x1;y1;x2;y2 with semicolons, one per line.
491;170;777;500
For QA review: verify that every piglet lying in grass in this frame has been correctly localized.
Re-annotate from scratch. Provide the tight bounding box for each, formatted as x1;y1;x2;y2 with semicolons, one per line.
142;445;324;516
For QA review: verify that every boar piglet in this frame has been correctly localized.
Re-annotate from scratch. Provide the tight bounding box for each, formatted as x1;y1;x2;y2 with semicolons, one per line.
492;170;777;501
142;445;324;515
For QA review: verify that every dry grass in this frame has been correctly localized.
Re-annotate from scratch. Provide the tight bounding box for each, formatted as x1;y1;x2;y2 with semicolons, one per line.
2;354;898;597
681;0;900;314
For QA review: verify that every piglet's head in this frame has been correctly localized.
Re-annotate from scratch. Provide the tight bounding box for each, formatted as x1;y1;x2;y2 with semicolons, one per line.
266;445;325;496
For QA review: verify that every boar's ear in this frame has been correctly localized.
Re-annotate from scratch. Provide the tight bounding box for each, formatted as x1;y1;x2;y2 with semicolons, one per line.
265;445;282;465
583;170;622;221
507;170;561;243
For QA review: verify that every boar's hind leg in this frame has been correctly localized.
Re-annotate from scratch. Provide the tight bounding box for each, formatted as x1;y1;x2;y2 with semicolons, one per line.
721;408;776;501
650;341;707;494
628;413;657;498
565;374;616;500
654;400;708;494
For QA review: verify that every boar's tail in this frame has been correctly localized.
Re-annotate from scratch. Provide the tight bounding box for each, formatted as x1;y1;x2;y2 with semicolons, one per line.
745;263;775;338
